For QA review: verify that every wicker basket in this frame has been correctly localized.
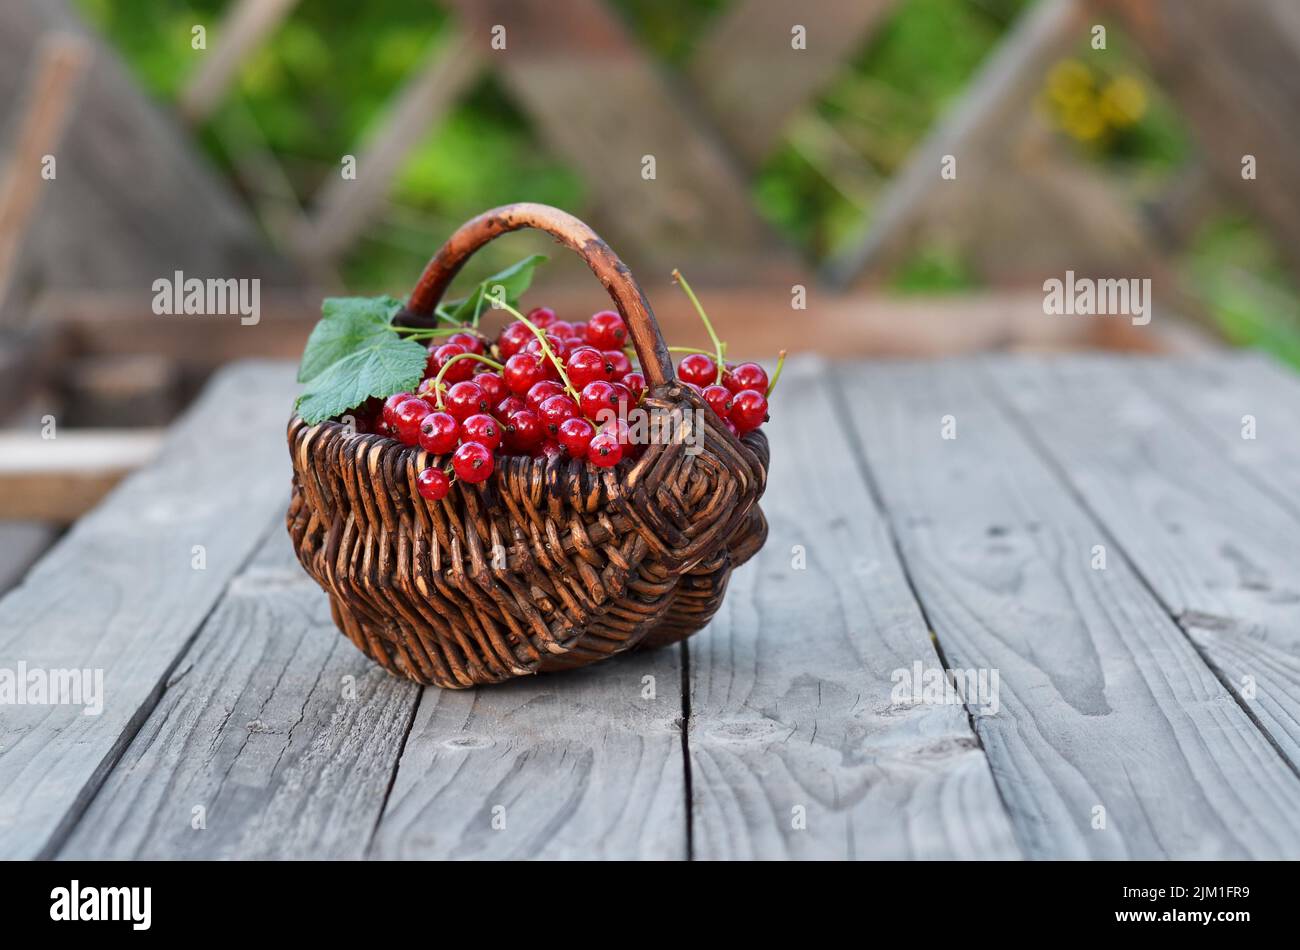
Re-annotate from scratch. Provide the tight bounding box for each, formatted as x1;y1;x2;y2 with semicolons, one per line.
286;203;769;688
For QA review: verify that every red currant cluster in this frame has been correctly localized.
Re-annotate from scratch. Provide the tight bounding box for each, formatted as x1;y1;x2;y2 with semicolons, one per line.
348;281;781;503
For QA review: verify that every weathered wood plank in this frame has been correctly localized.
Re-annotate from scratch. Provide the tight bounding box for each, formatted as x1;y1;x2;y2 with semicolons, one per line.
688;359;1020;859
59;522;420;859
837;359;1300;858
370;646;686;860
179;0;301;123
986;355;1300;769
1142;353;1300;520
0;361;299;859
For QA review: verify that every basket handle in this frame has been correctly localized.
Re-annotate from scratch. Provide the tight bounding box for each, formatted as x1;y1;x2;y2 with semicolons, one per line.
402;203;675;388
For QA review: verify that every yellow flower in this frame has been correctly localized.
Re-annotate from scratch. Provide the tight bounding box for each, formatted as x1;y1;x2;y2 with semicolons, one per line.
1047;59;1093;108
1099;75;1147;126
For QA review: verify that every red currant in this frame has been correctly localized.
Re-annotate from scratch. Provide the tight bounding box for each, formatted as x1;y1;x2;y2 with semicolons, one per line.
418;411;459;454
494;395;525;421
548;320;574;338
473;370;506;406
504;409;543;452
525;379;566;411
448;331;485;355
460;413;503;451
726;362;768;394
416;467;450;501
539;393;579;436
526;333;570;363
701;383;733;420
622;372;646;403
452;441;494;483
498;322;533;359
579;380;619;424
557;416;596;459
729;388;768;433
503;352;548;395
568;322;588;343
587;431;623;467
677;353;717;387
603;350;632;380
567;346;609;388
588;310;628;350
431;343;474;383
611;382;634;411
393;396;431;445
382;392;416;426
445;380;489;421
527;306;558;328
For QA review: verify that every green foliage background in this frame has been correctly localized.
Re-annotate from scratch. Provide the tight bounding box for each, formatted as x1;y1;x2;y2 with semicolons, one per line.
75;0;1299;364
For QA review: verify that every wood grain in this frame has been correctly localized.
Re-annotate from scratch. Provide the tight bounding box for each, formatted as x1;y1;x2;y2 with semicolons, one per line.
986;355;1300;769
838;359;1300;858
0;361;299;859
370;646;686;859
687;359;1020;859
59;524;421;859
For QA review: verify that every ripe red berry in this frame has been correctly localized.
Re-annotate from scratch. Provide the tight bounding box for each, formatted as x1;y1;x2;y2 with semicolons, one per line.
393;396;431;445
416;467;450;501
452;441;494;483
557;417;596;459
504;409;543;452
603;350;632;380
677;353;717;387
588;310;628;350
587;431;623;467
622;371;646;403
416;377;442;404
548;320;574;338
527;306;558;328
611;382;634;411
503;352;548;395
525;379;566;411
473;371;506;406
418;411;459;454
445;380;489;421
701;383;733;420
461;413;503;451
383;392;416;426
448;331;486;355
494;395;525;421
726;362;768;394
568;322;588;343
526;333;570;362
498;322;533;359
730;388;768;433
567;346;609;388
579;380;620;424
430;342;474;383
539;393;579;436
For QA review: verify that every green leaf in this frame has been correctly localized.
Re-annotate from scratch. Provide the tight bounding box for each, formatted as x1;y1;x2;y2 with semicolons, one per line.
444;254;547;324
293;295;427;424
297;295;403;382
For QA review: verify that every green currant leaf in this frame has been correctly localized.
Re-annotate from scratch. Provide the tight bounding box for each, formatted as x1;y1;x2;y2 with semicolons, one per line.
293;295;427;424
444;254;547;325
296;295;403;382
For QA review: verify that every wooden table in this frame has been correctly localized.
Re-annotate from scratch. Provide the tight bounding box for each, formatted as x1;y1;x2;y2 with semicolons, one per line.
3;353;1299;860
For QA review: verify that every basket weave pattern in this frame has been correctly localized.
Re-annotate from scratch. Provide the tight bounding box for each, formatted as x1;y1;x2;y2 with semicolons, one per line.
286;204;769;688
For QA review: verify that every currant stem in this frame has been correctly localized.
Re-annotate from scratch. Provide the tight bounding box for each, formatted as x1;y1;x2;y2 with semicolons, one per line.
671;269;725;384
498;301;580;399
431;352;504;401
667;345;715;356
766;350;787;397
